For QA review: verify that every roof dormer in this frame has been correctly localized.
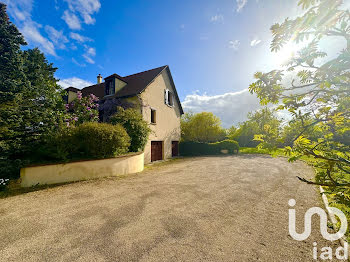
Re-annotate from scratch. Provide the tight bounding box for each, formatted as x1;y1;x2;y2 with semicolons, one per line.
104;73;127;97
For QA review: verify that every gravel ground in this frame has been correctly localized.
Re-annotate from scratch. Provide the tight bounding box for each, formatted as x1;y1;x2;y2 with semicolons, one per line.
0;155;344;261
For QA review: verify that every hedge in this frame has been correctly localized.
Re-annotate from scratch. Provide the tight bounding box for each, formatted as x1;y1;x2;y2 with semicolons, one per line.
179;140;239;156
70;122;130;158
35;122;131;163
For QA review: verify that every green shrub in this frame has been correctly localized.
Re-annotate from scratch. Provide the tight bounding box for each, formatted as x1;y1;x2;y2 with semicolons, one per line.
71;122;130;158
179;140;239;156
35;122;130;163
33;128;74;162
210;140;240;154
110;107;151;152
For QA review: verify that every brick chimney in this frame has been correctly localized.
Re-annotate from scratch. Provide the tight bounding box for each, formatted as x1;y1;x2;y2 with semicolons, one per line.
97;74;102;84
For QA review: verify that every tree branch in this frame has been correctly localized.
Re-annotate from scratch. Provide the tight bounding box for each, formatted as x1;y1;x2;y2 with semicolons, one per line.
296;176;350;187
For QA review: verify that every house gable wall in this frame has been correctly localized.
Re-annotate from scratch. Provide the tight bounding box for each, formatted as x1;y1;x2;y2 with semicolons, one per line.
140;70;181;163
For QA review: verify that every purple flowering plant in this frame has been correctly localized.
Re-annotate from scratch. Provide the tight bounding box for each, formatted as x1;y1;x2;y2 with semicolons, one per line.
64;92;99;126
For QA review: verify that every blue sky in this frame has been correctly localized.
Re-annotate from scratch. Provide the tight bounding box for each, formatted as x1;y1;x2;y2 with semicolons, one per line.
4;0;333;126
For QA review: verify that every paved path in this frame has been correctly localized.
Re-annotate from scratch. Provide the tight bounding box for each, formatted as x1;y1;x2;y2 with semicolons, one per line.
0;155;342;261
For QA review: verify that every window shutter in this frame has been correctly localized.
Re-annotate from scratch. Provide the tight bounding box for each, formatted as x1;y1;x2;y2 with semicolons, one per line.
164;89;169;105
169;92;173;106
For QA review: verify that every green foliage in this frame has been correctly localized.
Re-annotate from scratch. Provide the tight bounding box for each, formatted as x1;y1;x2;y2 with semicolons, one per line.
212;140;240;153
226;126;238;140
70;122;130;158
240;147;285;157
234;107;282;148
0;5;65;181
65;91;99;126
110;107;151;152
249;0;350;209
281;116;323;147
181;112;227;143
179;140;239;156
36;123;130;162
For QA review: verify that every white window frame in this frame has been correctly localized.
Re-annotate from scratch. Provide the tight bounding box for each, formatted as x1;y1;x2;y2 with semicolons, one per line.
164;89;174;107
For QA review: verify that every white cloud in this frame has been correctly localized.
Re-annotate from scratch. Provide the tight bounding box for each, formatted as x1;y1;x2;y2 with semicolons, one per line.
250;39;262;47
182;89;262;127
58;77;93;89
83;54;95;64
62;10;81;30
63;0;101;27
3;0;32;21
70;32;93;43
86;47;96;56
45;25;68;49
229;40;240;50
210;14;224;23
236;0;248;12
4;0;58;56
72;58;86;67
82;45;96;64
21;22;56;56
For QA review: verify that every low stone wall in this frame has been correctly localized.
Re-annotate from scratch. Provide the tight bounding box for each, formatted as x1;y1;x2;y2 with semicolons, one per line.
20;152;144;187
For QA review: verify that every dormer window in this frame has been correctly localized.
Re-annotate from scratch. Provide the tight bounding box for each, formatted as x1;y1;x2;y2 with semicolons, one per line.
164;89;174;107
105;79;115;96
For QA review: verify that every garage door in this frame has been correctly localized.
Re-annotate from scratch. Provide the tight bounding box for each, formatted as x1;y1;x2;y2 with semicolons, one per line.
172;141;179;157
151;141;163;162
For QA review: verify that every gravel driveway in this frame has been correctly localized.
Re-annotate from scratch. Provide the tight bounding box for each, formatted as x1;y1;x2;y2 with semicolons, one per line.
0;155;343;261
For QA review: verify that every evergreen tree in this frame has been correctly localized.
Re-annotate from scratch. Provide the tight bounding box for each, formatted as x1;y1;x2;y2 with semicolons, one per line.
0;3;27;179
0;4;64;180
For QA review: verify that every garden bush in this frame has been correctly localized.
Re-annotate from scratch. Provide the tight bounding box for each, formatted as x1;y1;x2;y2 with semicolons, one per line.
35;122;130;162
179;140;239;156
110;107;151;152
70;122;130;159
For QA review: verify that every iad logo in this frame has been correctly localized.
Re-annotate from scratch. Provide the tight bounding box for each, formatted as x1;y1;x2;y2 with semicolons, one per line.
288;199;348;260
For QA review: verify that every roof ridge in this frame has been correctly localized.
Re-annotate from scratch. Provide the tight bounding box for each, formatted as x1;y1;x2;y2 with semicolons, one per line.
105;73;126;81
123;65;167;78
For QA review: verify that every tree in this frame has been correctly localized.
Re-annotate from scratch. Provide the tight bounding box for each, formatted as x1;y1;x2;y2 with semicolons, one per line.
0;4;65;180
110;107;151;152
234;107;282;148
281;116;323;147
0;3;27;179
249;0;350;188
227;125;238;140
181;112;226;143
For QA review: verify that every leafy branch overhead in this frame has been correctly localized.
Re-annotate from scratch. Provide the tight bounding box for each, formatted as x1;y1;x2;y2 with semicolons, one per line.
249;0;350;189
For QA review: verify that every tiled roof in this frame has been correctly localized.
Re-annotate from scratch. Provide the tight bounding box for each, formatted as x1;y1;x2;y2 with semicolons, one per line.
65;86;80;92
67;65;183;114
116;65;167;97
81;82;105;99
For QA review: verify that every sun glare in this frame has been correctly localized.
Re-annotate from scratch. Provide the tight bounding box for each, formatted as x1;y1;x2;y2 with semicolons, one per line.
273;42;298;66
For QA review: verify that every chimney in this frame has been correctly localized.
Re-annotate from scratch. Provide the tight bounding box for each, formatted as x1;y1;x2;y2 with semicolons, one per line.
97;74;102;84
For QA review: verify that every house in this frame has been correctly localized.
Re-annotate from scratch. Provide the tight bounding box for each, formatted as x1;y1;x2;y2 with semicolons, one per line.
65;65;184;163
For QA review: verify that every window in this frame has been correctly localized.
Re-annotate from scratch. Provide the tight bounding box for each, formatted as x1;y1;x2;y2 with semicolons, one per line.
164;89;174;107
105;80;115;96
151;108;156;124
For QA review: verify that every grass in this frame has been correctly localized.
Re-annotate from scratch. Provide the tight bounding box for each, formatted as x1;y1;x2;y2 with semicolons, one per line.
240;147;285;156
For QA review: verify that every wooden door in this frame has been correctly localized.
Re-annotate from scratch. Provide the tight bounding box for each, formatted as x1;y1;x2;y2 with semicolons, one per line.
172;141;179;157
151;141;163;162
